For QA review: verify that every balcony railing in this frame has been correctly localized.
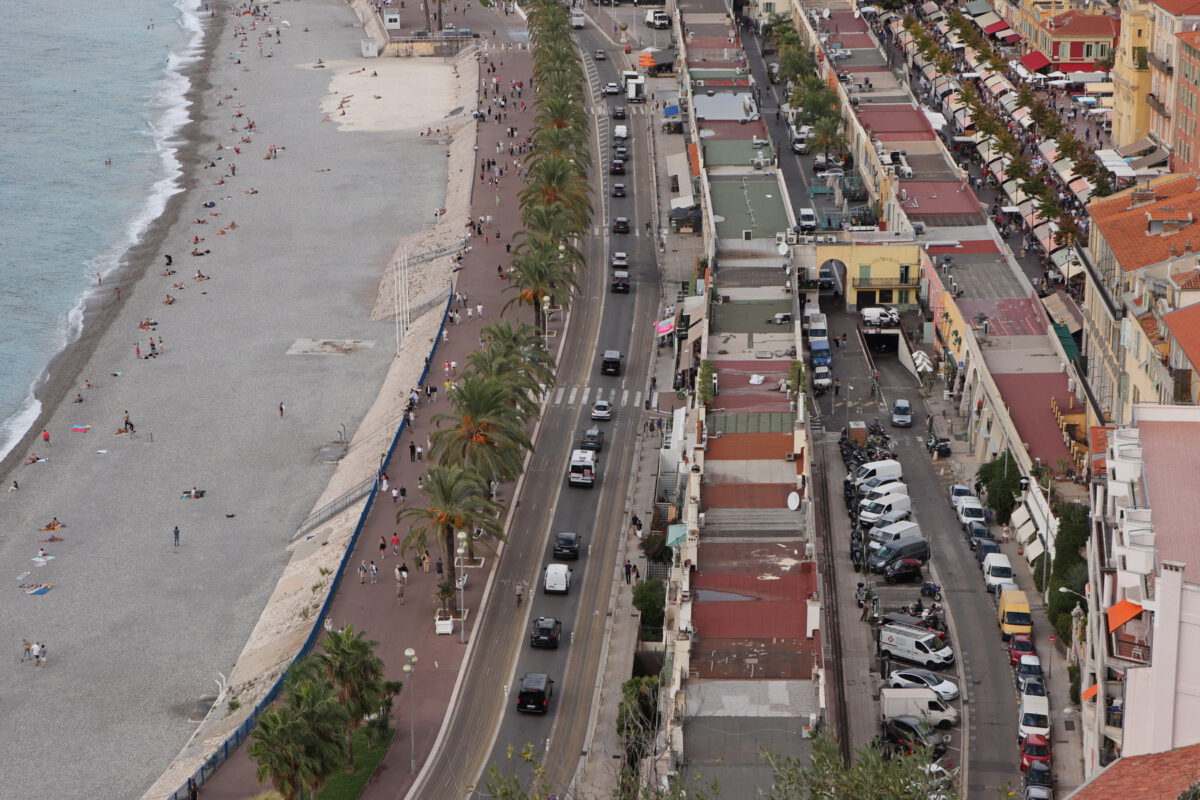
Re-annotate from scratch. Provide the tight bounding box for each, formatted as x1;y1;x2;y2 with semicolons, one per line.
1146;92;1170;118
1110;631;1152;664
852;276;919;288
1147;50;1173;74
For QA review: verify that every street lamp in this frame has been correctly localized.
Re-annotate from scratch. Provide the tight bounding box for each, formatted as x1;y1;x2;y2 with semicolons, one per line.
401;648;418;773
1058;586;1087;602
456;530;468;644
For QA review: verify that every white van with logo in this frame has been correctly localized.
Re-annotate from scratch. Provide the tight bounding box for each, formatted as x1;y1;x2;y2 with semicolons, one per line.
878;622;955;668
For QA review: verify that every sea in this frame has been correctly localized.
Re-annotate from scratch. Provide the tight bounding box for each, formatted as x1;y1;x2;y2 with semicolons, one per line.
0;0;205;460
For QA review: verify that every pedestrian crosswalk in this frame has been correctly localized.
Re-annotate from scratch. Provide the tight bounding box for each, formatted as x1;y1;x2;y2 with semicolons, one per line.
544;384;646;410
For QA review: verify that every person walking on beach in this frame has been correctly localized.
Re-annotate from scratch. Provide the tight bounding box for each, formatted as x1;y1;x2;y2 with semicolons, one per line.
42;429;50;447
31;642;43;668
278;402;285;418
21;639;32;662
173;526;180;549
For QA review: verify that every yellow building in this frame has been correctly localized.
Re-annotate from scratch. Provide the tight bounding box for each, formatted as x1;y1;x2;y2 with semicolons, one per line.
815;243;923;309
1111;0;1154;148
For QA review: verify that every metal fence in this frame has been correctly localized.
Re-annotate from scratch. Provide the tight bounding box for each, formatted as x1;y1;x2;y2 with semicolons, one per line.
294;475;378;539
164;291;454;800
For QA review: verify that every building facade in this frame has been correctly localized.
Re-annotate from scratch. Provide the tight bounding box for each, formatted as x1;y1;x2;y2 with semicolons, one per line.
1112;0;1154;148
1171;30;1200;169
1147;0;1200;146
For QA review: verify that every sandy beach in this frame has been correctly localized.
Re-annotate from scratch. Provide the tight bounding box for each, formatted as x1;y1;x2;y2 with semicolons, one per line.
0;1;472;797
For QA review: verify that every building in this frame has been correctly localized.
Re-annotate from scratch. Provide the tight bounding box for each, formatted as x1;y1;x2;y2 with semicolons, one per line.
811;243;924;310
1111;0;1154;148
1171;30;1200;170
1147;0;1200;147
1081;174;1200;424
1078;407;1200;776
1067;742;1200;798
1032;10;1121;70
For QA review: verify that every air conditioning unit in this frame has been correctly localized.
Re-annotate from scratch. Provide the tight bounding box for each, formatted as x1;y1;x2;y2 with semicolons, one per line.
694;80;705;87
698;512;706;528
753;158;766;169
775;231;787;245
797;234;815;243
786;231;799;245
785;452;796;462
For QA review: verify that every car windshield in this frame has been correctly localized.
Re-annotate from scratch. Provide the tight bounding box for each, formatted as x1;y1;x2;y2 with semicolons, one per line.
1024;742;1050;757
1006;611;1033;625
895;403;910;414
1019;662;1042;676
991;566;1014;578
1023;681;1047;697
962;506;984;519
865;501;888;515
1022;713;1049;729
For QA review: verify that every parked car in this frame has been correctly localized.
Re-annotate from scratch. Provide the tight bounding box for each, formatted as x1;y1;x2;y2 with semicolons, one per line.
612;216;630;232
812;365;833;390
580;427;605;452
1022;786;1054;800
891;399;913;427
948;484;973;506
1024;760;1053;789
591;400;613;420
882;716;947;758
884;557;924;584
975;539;1001;567
1020;734;1053;771
965;520;991;548
1021;677;1048;700
1009;634;1038;666
955;497;985;528
1016;655;1044;692
553;531;581;560
887;668;959;701
530;617;562;648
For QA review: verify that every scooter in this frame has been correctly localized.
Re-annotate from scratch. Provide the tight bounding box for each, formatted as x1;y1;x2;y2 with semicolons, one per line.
926;436;952;458
920;581;942;600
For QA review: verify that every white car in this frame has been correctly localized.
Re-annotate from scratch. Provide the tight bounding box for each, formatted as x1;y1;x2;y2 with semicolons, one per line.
948;484;973;506
955;497;985;528
605;82;620;95
887;668;959;702
591;400;613;420
812;365;833;390
611;251;628;267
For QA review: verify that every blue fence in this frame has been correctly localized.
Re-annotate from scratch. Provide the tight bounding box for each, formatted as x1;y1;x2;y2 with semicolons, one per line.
165;291;454;800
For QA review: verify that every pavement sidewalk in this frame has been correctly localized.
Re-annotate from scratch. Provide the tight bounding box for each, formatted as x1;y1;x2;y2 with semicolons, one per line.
198;8;546;797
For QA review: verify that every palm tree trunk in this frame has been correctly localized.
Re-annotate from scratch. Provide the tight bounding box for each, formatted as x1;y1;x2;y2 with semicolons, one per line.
441;524;458;611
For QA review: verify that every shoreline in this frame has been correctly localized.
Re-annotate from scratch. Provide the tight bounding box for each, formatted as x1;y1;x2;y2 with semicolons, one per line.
0;0;473;796
0;4;221;482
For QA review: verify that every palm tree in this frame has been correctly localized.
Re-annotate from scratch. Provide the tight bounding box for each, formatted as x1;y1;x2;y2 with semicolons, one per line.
467;348;546;422
479;320;557;388
313;627;389;772
249;706;308;800
506;240;581;333
429;374;532;480
397;464;502;592
811;116;846;165
283;659;350;795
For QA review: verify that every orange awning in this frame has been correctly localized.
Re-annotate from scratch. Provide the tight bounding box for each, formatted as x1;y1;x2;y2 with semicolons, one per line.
1107;598;1144;633
1082;683;1099;701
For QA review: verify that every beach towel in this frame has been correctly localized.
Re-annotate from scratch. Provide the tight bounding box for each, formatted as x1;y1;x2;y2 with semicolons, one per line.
23;584;54;596
38;536;64;543
70;425;90;432
16;571;30;581
32;556;54;565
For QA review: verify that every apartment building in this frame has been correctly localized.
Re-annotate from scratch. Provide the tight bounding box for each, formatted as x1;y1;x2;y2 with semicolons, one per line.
1081;174;1200;424
1171;30;1200;169
1079;406;1200;776
1111;0;1154;148
1147;0;1200;145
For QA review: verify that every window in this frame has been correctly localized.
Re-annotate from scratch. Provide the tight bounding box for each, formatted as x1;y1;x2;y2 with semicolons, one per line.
900;263;911;284
763;0;775;11
880;289;895;303
859;264;872;281
898;290;911;305
1086;43;1094;59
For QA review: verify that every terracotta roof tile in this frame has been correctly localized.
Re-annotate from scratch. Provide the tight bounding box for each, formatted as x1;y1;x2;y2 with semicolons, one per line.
1069;734;1200;799
1176;268;1200;289
1179;29;1200;45
1152;0;1200;15
1045;9;1120;37
1162;303;1200;368
1138;312;1162;344
1089;425;1113;476
1089;176;1200;271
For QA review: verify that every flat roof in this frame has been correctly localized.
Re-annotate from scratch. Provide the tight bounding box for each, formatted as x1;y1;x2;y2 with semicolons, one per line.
703;139;776;167
709;178;790;239
856;104;936;138
990;373;1073;464
1133;406;1200;578
898;180;981;217
955;297;1049;336
699;119;770;141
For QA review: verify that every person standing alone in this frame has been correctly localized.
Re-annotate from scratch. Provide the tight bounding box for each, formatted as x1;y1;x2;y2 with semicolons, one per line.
173;526;180;549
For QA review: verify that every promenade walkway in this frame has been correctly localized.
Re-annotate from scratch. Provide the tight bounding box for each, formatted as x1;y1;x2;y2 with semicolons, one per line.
200;7;546;797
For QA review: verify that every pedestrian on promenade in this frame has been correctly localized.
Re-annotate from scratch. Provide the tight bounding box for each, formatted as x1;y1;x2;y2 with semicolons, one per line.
370;561;379;583
409;442;417;461
173;526;180;549
392;487;399;504
381;474;388;492
379;536;387;559
631;565;640;582
400;563;409;585
475;303;483;318
399;485;407;505
416;445;423;461
834;379;841;396
392;533;400;556
359;560;368;584
423;549;432;572
624;560;632;584
395;565;406;604
436;558;444;577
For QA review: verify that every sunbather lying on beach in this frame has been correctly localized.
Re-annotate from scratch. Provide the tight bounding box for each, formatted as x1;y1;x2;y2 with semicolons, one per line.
163;295;176;305
190;249;209;257
26;453;40;464
73;394;84;404
195;270;210;280
42;519;63;531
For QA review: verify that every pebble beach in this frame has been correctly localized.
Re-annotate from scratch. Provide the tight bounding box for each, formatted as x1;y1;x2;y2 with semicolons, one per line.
0;1;472;797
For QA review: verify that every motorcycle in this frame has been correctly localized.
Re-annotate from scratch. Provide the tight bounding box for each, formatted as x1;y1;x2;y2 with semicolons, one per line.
926;436;952;458
920;581;942;600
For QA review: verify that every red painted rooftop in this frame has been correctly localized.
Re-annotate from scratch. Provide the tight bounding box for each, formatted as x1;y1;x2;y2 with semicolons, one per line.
831;32;874;48
701;119;769;140
955;297;1048;335
856;104;936;137
706;432;792;460
897;180;982;215
701;483;795;508
990;373;1073;465
829;10;870;31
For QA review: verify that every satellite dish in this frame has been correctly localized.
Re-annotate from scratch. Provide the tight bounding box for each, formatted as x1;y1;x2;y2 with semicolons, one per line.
777;242;790;256
787;491;801;511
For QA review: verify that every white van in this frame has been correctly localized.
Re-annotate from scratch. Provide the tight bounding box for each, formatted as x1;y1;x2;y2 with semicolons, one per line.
798;207;818;232
861;306;899;327
858;493;912;526
880;687;959;729
846;459;903;491
878;622;955;668
543;563;573;594
613;124;629;140
868;520;921;551
860;482;909;507
805;312;828;339
1018;694;1051;740
982;553;1014;593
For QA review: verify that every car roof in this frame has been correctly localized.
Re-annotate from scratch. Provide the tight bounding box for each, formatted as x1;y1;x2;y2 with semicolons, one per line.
1024;733;1049;745
556;531;578;539
546;563;569;574
1019;655;1042;666
594;399;610;406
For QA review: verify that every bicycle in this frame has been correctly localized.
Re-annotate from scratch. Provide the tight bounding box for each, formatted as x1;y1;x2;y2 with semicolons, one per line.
515;581;525;606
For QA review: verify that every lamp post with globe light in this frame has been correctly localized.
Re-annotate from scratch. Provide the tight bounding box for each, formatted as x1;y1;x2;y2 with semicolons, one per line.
401;648;418;773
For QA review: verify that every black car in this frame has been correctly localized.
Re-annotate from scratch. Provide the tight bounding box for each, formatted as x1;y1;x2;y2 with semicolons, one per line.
580;427;605;452
553;531;581;560
516;672;554;713
966;521;992;549
1024;760;1053;789
612;106;627;119
884;557;923;584
530;617;563;648
612;183;626;197
612;217;630;233
882;716;947;758
609;159;626;175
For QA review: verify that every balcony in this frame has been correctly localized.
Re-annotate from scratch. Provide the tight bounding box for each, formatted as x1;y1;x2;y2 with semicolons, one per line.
1146;92;1170;119
1147;50;1173;75
1110;630;1151;664
852;276;919;288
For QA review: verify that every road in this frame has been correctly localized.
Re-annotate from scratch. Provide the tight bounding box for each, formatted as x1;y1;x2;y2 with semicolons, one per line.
409;29;663;800
815;306;1020;798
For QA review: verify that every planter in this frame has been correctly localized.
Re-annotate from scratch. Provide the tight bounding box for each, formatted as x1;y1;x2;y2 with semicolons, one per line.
434;613;454;636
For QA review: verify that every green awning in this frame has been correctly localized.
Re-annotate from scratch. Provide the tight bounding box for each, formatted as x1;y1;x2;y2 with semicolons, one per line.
667;523;688;547
1053;322;1081;362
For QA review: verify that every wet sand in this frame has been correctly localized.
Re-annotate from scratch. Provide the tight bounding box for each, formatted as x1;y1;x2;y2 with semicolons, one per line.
0;1;469;797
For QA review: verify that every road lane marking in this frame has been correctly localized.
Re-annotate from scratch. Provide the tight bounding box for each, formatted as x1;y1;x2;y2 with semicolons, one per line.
568;387;578;406
621;389;629;406
554;387;565;405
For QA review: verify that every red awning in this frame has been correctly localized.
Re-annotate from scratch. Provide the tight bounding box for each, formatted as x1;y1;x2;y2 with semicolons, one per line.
984;19;1008;33
1107;598;1144;633
1021;50;1052;72
1082;683;1099;701
1001;31;1021;42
